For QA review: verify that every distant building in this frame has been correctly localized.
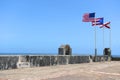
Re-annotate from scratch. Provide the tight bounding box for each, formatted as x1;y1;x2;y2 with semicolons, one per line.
58;44;72;55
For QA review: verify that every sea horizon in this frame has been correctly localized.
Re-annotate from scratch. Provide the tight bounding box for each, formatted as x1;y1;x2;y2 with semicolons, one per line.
0;53;119;57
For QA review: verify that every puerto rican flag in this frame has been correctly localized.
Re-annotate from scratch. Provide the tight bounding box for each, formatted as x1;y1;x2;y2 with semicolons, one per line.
92;18;104;26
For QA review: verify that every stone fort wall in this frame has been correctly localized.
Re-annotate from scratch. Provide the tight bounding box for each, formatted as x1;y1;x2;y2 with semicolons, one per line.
0;55;109;70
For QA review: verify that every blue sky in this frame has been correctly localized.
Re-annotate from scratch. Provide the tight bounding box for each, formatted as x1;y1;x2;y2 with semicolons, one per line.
0;0;120;55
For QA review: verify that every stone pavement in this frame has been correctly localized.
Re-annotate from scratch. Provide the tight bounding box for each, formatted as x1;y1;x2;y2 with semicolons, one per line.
0;61;120;80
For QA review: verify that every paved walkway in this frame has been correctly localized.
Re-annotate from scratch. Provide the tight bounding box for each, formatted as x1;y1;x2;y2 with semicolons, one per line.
0;61;120;80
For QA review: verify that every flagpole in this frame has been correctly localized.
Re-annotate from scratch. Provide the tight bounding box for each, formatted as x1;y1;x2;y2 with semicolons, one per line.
94;18;97;62
109;23;111;55
103;26;105;61
109;25;111;49
103;27;104;51
108;23;111;61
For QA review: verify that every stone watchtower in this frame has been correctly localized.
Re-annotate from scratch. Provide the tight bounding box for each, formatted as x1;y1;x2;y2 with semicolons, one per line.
104;48;111;61
58;44;72;55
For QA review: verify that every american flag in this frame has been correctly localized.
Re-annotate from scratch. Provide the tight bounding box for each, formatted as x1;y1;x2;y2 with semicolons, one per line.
82;13;95;22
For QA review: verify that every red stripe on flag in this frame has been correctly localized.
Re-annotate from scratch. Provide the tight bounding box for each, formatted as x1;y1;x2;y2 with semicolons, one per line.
82;13;95;22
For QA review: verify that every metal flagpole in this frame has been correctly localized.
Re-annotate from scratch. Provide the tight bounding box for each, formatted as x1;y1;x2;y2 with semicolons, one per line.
94;18;97;62
103;27;105;61
108;23;111;61
109;24;111;49
109;23;111;55
95;27;97;62
103;27;105;52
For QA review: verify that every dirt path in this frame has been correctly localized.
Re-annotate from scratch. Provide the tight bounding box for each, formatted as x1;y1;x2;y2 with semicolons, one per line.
0;61;120;80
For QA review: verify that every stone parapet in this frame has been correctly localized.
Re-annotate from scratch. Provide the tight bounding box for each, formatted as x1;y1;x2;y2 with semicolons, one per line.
0;55;110;70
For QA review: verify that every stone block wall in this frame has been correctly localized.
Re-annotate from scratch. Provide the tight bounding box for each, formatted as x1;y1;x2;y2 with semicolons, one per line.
93;55;109;62
111;57;120;61
0;56;18;70
0;55;109;70
29;55;90;67
69;56;90;64
29;56;51;66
